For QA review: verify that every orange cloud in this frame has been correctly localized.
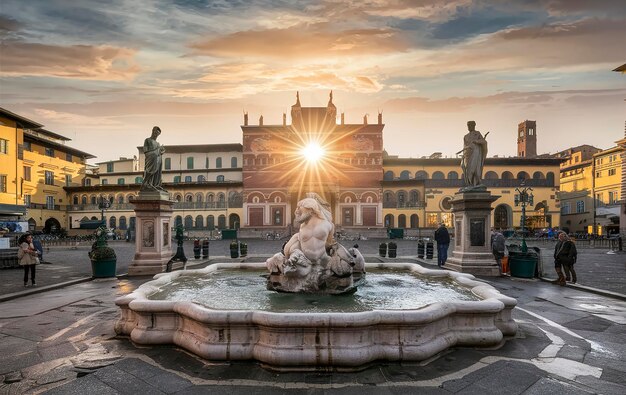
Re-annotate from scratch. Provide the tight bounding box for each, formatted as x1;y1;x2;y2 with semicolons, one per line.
0;41;140;80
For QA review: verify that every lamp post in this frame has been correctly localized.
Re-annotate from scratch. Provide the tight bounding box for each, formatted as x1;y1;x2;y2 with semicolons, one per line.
514;182;534;253
98;195;110;225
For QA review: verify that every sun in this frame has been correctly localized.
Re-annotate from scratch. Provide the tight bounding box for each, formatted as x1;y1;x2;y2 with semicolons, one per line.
300;142;325;163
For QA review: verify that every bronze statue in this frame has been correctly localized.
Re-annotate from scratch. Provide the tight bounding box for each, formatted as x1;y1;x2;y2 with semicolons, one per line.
460;121;488;190
141;126;166;192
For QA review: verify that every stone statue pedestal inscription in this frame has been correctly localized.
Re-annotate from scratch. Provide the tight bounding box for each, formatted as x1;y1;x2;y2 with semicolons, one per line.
446;190;501;276
128;191;178;276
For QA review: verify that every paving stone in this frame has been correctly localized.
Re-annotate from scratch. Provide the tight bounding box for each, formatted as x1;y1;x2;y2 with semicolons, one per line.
114;358;166;379
43;374;119;395
575;375;626;395
556;344;588;362
95;365;166;395
564;315;614;332
144;370;193;393
523;377;594;394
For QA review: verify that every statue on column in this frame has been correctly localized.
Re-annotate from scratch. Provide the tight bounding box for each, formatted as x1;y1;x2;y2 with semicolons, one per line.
141;126;166;192
460;121;488;191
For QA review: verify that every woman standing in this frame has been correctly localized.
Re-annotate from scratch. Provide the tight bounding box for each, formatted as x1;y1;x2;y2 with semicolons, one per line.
18;234;39;287
554;232;577;286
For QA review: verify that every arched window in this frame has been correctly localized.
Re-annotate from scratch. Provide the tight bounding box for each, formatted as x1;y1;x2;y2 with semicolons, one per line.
517;171;529;180
207;193;214;202
73;196;79;205
398;214;406;228
135;176;143;184
216;157;222;168
174;194;182;202
502;171;514;180
494;204;511;230
109;216;116;228
195;215;204;229
409;190;419;204
410;214;419;228
217;215;226;229
119;216;127;230
197;175;206;182
164;158;171;170
383;171;394;181
81;195;87;204
415;170;428;180
196;193;203;202
432;171;445;180
447;171;459;179
532;171;545;180
184;215;193;229
174;215;183;227
90;196;97;204
184;175;192;182
230;214;241;229
117;195;124;204
185;194;193;202
485;171;498;180
231;157;237;168
207;215;215;230
216;175;225;182
218;193;225;202
546;172;555;185
397;191;406;206
384;214;394;228
400;170;410;180
384;191;393;203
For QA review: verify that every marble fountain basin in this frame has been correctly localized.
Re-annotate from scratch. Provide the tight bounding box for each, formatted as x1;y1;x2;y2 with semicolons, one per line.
115;262;517;371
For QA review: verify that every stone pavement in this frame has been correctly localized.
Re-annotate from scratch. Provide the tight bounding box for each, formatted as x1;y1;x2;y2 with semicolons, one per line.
0;239;625;394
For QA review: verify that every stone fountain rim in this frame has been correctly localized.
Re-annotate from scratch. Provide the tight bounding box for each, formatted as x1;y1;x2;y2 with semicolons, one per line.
115;262;517;316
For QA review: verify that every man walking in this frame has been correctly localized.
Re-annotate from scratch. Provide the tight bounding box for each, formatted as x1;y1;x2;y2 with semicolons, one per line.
434;223;450;268
491;230;506;274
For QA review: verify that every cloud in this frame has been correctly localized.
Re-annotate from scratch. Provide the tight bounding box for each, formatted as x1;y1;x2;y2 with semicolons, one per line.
0;41;140;80
189;25;410;59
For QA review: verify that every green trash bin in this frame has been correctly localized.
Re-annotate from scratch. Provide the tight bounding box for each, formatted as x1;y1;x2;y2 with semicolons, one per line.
509;253;537;278
91;258;117;278
388;228;404;239
221;229;238;239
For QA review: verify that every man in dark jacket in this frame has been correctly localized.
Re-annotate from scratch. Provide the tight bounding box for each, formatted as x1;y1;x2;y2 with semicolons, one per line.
434;223;450;267
554;231;577;285
491;230;506;274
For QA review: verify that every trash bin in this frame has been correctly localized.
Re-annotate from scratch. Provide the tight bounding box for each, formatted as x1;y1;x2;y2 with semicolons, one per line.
388;228;404;239
222;229;238;240
509;251;538;278
417;240;425;259
426;241;434;260
201;239;209;258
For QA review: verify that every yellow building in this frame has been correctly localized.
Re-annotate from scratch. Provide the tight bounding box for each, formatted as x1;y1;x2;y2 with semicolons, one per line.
593;146;623;236
556;149;598;234
0;108;42;223
382;156;561;232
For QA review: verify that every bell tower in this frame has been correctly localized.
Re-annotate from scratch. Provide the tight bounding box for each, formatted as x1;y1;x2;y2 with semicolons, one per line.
517;120;537;158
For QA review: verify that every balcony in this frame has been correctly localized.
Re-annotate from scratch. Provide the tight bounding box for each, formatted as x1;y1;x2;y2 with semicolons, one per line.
383;201;426;209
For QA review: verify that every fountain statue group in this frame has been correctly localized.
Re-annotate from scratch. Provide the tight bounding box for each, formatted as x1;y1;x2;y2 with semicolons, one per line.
265;192;365;294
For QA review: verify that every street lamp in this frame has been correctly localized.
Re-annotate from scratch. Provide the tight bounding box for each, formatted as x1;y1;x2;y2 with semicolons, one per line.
98;195;110;224
514;181;534;252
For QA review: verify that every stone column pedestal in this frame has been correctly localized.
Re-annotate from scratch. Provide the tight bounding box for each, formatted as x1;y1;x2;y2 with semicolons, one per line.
446;190;501;276
128;192;176;276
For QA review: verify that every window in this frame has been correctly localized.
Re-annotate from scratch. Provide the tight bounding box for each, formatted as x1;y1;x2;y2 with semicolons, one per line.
24;194;31;207
187;157;194;169
164;158;171;170
561;203;570;215
66;153;72;162
216;175;225;182
107;162;114;172
102;179;108;185
135;176;143;184
608;168;616;176
595;193;603;205
184;176;192;182
609;191;618;204
595;171;601;178
0;138;8;154
528;128;534;135
216;157;222;168
65;174;72;186
45;170;54;185
45;147;54;157
117;178;125;185
23;141;31;151
231;157;237;168
576;200;584;213
0;174;6;192
23;166;31;181
173;175;181;183
205;157;209;169
197;175;206;182
46;196;55;210
427;213;439;227
85;178;91;186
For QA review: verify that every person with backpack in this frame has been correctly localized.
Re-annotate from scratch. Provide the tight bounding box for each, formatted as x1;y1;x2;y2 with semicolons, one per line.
434;223;450;267
491;230;506;275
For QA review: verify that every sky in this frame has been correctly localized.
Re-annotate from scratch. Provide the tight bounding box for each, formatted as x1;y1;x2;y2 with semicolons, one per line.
1;0;625;163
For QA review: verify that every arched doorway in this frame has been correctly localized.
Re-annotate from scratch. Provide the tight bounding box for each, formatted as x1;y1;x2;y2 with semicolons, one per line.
229;214;240;229
44;218;61;234
410;214;419;228
384;214;394;228
494;204;511;230
27;218;37;232
398;214;406;228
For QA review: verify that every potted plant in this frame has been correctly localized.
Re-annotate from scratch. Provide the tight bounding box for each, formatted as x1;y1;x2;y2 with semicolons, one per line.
388;241;397;258
230;240;239;258
379;242;387;257
88;226;117;278
239;242;248;257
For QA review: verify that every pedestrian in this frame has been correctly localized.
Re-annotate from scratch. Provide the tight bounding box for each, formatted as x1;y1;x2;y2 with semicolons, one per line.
434;223;450;267
17;234;39;287
491;230;506;274
554;231;577;286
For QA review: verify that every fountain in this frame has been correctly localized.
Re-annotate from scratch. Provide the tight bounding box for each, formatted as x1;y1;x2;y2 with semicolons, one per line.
115;193;517;371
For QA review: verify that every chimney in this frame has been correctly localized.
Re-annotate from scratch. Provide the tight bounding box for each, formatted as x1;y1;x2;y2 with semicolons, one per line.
283;113;286;126
243;111;248;126
378;112;382;125
363;114;368;125
259;115;263;126
341;112;345;125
